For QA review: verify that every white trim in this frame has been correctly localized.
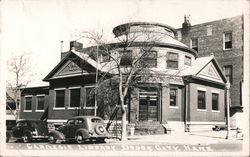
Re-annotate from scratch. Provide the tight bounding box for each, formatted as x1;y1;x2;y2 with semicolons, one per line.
36;94;46;97
197;109;207;112
187;121;226;125
53;107;66;110
85;85;97;88
47;119;67;123
211;90;220;94
23;110;32;112
83;107;97;109
69;86;81;89
35;110;44;112
24;95;32;97
54;88;66;90
169;106;178;109
68;107;81;110
197;87;207;91
212;110;220;113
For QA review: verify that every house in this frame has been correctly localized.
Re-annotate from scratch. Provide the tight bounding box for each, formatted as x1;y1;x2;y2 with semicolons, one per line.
176;15;244;129
19;22;227;133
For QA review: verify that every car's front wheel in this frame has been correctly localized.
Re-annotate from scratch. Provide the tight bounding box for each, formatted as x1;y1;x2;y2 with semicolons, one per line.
49;134;57;144
76;133;85;144
22;132;32;143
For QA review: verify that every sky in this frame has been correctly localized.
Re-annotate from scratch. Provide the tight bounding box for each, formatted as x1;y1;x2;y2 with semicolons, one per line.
1;0;248;87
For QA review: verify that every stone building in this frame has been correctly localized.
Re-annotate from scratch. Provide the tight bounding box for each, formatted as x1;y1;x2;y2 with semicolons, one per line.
176;15;244;129
19;22;227;133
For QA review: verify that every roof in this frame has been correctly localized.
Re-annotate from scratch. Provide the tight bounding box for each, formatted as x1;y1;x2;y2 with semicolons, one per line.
180;56;213;76
180;55;227;83
113;22;177;36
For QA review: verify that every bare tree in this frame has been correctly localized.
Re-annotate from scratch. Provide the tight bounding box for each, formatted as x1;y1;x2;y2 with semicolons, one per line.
74;26;180;141
7;52;33;119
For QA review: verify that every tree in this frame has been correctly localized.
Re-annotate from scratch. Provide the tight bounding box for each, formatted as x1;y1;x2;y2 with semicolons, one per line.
7;52;33;119
75;25;178;141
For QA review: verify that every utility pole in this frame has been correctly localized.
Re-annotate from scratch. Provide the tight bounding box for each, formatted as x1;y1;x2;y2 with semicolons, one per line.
226;82;231;139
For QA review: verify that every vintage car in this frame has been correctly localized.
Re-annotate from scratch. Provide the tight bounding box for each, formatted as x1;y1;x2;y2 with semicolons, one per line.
48;116;109;144
212;124;228;131
12;120;49;143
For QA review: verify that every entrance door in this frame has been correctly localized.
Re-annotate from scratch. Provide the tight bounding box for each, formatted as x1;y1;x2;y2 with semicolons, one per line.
139;91;158;121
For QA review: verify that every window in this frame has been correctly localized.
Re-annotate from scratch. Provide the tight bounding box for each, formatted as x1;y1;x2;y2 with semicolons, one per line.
206;25;212;36
167;52;178;69
69;88;80;108
100;52;110;62
25;96;32;111
86;87;95;107
55;89;65;108
169;89;177;107
191;39;198;52
224;65;233;84
223;32;232;50
184;56;191;66
120;50;132;66
36;95;45;111
197;90;206;110
212;93;219;111
141;51;157;68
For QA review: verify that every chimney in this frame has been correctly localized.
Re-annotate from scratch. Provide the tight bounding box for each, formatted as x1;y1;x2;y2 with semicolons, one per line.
70;41;83;51
182;15;191;34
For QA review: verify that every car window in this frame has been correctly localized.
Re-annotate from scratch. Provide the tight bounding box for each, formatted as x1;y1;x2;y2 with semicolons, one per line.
75;119;84;125
66;119;75;125
17;122;24;127
91;118;102;123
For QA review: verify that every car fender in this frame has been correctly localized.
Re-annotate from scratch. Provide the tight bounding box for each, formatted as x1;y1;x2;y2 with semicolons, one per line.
49;130;65;140
75;128;90;138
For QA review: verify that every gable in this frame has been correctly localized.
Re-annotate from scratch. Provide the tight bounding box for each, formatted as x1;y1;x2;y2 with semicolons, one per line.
197;62;224;83
52;60;89;79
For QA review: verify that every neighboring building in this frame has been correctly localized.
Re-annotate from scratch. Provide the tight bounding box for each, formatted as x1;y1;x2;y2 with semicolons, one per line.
19;22;227;133
176;15;244;129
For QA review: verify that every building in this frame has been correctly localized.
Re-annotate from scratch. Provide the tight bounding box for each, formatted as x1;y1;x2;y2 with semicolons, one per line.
176;15;244;129
19;22;227;134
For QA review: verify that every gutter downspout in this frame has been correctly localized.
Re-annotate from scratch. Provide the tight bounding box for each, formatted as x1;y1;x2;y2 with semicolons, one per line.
184;82;189;132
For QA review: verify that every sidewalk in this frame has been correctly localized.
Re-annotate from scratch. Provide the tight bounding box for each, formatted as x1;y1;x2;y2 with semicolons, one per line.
125;130;243;145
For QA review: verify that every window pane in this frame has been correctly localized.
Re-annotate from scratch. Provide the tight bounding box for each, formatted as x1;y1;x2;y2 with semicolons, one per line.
86;87;95;107
170;89;177;106
37;96;45;110
120;50;132;66
55;90;65;107
212;93;219;110
141;51;157;68
167;52;178;69
224;33;232;49
224;65;232;83
25;97;32;110
70;88;80;107
167;60;178;68
197;91;206;109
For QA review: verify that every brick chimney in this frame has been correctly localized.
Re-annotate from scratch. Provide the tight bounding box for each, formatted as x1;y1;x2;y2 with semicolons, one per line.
182;15;191;35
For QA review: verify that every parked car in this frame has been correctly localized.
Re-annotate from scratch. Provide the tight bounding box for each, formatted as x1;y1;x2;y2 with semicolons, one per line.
212;125;228;131
12;120;49;143
48;116;109;144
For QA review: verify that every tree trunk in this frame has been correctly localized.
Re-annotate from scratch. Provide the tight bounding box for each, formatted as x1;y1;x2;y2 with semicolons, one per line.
121;106;127;141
